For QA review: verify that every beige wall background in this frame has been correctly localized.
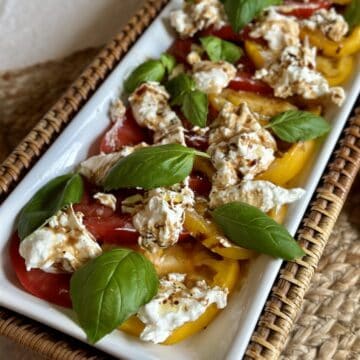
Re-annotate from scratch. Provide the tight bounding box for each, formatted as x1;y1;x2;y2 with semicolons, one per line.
0;0;145;71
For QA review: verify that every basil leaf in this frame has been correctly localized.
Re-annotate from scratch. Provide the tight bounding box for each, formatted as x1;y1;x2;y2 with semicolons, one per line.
166;74;209;127
124;59;165;93
70;248;158;344
103;144;209;190
17;173;83;240
212;202;305;260
266;110;331;142
224;0;283;32
166;73;196;105
200;36;243;64
344;0;360;30
182;90;209;128
160;53;176;74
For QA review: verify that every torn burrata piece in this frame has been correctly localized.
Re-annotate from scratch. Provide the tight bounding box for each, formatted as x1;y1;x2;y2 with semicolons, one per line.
137;273;228;343
209;180;305;212
19;205;102;273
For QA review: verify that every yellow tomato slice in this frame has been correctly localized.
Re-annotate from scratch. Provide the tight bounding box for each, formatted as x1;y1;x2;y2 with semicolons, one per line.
244;40;268;69
268;205;287;225
256;140;316;187
300;26;360;58
316;55;354;86
210;90;297;118
184;210;256;260
119;241;240;344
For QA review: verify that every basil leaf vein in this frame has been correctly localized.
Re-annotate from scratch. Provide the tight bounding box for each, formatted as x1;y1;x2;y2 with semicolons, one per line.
124;59;166;93
224;0;283;32
70;248;158;343
17;173;84;240
200;36;243;63
212;202;305;260
103;144;209;190
266;110;331;142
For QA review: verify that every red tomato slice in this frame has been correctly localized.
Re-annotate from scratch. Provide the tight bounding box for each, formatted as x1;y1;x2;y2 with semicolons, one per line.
282;1;331;18
74;184;140;245
100;107;148;153
198;25;243;43
84;215;139;245
185;133;209;152
9;234;72;308
167;39;193;64
228;71;273;95
189;174;212;197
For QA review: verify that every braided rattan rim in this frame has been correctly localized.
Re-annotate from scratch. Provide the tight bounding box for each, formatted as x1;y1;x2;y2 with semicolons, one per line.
0;0;359;358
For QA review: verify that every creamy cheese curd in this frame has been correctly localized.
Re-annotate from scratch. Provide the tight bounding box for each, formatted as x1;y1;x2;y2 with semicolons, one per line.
255;41;345;105
192;61;237;94
251;7;300;55
186;44;204;66
78;143;147;185
137;273;228;343
209;180;305;211
93;192;117;211
102;99;127;150
208;102;276;186
302;8;349;42
129;81;185;145
170;0;226;38
109;98;126;122
19;205;102;273
131;184;194;252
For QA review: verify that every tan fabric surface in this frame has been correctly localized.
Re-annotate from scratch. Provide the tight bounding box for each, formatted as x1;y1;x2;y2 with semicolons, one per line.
0;49;359;360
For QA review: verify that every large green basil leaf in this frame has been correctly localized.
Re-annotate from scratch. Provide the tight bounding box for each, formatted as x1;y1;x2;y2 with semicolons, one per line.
166;73;196;105
17;173;84;240
266;110;331;143
181;90;209;128
166;74;209;128
70;248;158;344
224;0;283;32
160;53;176;74
200;36;243;63
103;144;209;190
212;202;305;260
124;59;165;93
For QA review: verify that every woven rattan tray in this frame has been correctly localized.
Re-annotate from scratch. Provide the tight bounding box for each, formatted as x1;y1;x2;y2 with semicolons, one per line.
0;0;359;358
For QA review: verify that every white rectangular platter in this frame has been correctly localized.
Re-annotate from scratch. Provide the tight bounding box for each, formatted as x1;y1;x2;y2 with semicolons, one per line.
0;1;359;359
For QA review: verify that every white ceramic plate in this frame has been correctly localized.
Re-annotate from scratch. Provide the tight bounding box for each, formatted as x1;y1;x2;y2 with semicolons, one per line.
0;1;359;359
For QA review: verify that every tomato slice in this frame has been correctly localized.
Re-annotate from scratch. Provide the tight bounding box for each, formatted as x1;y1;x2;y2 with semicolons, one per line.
100;107;148;153
198;25;244;43
185;133;209;151
281;0;331;18
9;234;72;308
189;174;212;197
84;215;139;245
167;39;193;64
228;71;273;95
